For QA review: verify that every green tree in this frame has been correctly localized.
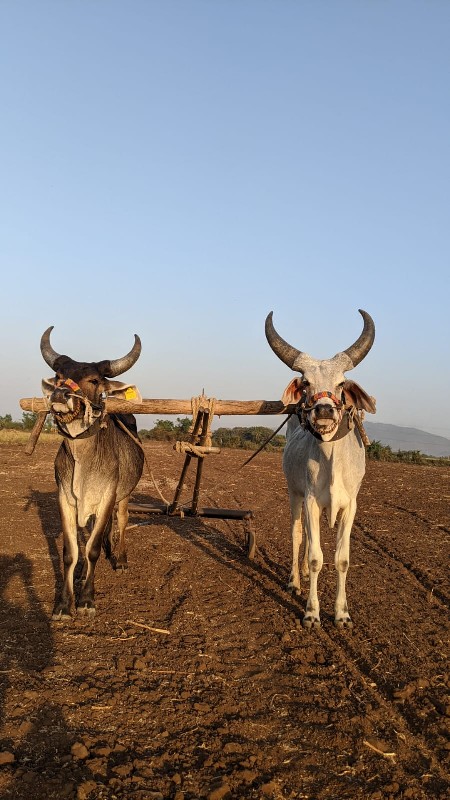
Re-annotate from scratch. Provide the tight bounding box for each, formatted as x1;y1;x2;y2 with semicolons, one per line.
22;412;38;431
176;417;191;434
139;417;192;442
367;440;393;461
154;419;175;433
212;426;285;451
21;412;55;433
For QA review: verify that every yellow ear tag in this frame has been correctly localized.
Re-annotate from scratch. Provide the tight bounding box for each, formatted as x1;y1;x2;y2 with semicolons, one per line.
124;387;137;401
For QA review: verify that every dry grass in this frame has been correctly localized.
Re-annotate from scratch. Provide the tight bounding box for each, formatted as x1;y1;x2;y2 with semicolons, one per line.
0;429;61;445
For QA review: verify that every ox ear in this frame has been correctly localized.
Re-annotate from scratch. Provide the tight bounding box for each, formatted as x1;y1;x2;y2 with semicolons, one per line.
281;378;305;407
342;380;376;413
106;380;142;404
42;377;57;398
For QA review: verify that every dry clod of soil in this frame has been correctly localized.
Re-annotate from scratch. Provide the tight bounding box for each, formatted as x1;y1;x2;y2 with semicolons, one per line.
0;752;15;766
71;742;90;760
76;781;97;800
207;783;232;800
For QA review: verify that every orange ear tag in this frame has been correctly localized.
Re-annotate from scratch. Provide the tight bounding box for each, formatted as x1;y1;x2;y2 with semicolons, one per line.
64;379;82;393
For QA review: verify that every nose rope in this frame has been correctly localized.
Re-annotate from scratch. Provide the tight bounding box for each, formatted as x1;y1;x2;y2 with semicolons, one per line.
50;379;106;428
301;390;343;412
296;391;371;446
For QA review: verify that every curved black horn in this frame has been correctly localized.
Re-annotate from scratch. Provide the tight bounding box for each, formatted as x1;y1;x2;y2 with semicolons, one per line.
40;326;62;370
342;309;375;367
100;334;142;378
265;312;310;372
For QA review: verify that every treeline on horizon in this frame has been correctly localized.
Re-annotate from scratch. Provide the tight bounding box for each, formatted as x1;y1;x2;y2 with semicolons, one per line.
1;413;448;465
138;418;287;452
0;412;55;433
138;418;448;465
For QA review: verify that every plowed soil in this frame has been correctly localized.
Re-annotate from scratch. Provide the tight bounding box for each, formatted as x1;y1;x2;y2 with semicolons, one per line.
0;441;448;800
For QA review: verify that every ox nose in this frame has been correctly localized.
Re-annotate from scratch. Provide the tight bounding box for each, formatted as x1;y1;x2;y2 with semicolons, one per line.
314;403;335;420
52;386;70;402
51;386;76;409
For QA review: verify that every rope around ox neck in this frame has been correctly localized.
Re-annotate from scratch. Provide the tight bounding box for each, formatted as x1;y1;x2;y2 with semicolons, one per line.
353;409;371;446
240;405;371;468
113;416;171;507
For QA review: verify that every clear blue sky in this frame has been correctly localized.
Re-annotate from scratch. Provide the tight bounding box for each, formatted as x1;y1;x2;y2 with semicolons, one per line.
1;1;449;436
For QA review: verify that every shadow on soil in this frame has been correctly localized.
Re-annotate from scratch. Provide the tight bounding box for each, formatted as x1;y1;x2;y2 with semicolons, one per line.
23;488;63;600
24;483;305;626
0;553;90;800
129;489;307;621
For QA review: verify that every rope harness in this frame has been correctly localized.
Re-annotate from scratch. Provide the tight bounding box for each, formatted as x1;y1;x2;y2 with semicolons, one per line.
296;389;371;447
301;390;343;411
51;379;107;435
240;391;370;467
44;379;171;506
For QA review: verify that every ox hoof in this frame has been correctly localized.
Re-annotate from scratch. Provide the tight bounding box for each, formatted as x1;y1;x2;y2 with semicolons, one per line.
302;614;321;630
287;582;301;597
114;561;128;574
77;603;96;617
335;617;353;630
52;608;72;622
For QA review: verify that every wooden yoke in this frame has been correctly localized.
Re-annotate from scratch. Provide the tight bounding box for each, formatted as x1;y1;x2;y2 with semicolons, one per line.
20;397;295;416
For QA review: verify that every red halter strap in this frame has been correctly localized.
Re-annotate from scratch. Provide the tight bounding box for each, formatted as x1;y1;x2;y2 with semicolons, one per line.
310;391;342;407
61;378;83;394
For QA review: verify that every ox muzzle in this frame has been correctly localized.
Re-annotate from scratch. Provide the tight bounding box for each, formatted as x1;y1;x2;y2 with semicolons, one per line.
48;380;104;428
299;391;345;440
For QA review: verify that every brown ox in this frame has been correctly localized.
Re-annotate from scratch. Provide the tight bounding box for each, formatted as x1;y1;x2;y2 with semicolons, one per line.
41;328;144;619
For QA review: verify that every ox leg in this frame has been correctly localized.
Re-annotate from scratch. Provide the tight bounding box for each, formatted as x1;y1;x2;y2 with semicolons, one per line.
115;497;129;572
287;491;304;596
334;499;356;629
302;536;310;580
78;501;115;615
303;497;323;629
53;496;78;620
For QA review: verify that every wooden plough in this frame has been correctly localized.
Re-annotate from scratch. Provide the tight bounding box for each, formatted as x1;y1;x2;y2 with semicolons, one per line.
20;394;296;559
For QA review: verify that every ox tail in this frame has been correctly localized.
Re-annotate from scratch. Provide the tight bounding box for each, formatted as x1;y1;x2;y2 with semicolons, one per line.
102;514;114;562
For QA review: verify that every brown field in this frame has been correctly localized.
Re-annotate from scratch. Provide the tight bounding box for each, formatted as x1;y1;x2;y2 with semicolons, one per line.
0;440;448;800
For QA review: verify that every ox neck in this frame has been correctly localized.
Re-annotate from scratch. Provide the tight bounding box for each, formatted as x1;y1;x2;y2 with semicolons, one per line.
55;415;105;440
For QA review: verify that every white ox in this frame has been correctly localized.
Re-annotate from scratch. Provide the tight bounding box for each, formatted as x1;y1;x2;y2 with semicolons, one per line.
266;310;376;629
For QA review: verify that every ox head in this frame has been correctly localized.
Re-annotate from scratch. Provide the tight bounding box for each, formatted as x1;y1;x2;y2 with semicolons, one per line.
265;309;376;441
41;327;142;436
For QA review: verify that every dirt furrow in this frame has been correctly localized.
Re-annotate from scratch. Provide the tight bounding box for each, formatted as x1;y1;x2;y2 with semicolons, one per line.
249;527;449;784
353;519;450;608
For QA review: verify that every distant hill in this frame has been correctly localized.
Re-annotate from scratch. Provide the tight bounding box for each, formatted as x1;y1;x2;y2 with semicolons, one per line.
364;422;450;457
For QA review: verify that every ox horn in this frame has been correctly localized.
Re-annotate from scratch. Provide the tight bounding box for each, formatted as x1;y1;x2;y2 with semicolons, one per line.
265;312;311;373
100;334;142;377
40;326;62;370
341;309;375;367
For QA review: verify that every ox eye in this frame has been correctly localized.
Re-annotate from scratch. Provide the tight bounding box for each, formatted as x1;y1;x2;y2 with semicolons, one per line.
89;379;99;386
